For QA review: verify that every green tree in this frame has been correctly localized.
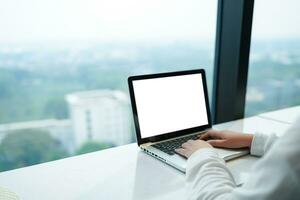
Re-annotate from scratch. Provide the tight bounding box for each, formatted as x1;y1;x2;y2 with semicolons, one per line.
76;141;114;155
0;129;68;172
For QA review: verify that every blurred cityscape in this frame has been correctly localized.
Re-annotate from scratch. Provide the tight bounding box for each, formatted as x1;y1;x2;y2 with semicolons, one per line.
0;41;214;171
0;39;299;171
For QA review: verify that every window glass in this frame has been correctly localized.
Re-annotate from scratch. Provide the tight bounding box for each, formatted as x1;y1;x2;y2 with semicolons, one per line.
0;0;217;171
246;0;300;116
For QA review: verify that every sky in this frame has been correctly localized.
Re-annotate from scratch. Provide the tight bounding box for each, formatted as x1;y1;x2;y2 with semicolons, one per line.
252;0;300;40
0;0;299;43
0;0;217;43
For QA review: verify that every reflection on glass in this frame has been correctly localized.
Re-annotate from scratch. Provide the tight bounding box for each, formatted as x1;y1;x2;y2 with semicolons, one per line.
246;0;300;116
0;0;217;171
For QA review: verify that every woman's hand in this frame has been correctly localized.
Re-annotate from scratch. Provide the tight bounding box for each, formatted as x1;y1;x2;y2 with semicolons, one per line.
175;140;212;158
175;130;253;158
199;130;254;149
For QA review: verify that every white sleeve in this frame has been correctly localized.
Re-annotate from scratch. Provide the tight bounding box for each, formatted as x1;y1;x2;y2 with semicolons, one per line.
186;116;300;200
185;133;279;200
250;133;278;157
186;148;235;200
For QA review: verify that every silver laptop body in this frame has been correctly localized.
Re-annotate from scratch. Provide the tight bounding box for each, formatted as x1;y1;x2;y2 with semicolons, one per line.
128;69;248;172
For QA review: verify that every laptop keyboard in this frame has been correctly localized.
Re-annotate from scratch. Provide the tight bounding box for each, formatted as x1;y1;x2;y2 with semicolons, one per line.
151;134;199;155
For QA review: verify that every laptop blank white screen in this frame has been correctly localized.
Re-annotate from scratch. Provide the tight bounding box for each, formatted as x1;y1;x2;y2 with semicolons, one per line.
132;73;209;139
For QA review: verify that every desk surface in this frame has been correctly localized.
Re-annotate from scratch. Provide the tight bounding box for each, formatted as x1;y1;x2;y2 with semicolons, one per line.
0;113;294;200
258;105;300;124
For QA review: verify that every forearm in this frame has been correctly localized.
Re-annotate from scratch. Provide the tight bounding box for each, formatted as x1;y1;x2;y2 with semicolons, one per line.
186;148;236;200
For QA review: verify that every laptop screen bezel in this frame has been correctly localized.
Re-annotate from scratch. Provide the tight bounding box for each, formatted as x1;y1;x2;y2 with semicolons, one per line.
128;69;212;146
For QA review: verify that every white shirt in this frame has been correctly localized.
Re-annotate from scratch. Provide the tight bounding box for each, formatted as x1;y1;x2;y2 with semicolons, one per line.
186;116;300;200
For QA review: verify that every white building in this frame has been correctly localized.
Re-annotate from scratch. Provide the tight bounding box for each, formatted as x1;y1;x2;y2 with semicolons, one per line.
65;90;132;148
0;119;73;152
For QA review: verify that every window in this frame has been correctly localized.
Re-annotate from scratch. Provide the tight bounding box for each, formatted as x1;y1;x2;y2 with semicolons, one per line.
245;0;300;116
0;0;217;171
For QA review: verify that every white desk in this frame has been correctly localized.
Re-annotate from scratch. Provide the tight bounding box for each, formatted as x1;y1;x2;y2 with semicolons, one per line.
258;105;300;124
0;116;292;200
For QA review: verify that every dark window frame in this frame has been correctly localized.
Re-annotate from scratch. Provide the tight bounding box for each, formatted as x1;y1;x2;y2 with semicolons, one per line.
212;0;255;124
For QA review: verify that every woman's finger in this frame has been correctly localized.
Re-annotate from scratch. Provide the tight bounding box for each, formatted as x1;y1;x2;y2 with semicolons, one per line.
199;132;210;140
199;130;219;140
175;148;186;157
186;139;195;144
181;142;190;148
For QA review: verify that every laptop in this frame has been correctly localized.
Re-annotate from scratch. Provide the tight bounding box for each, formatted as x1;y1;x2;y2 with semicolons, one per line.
128;69;249;172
